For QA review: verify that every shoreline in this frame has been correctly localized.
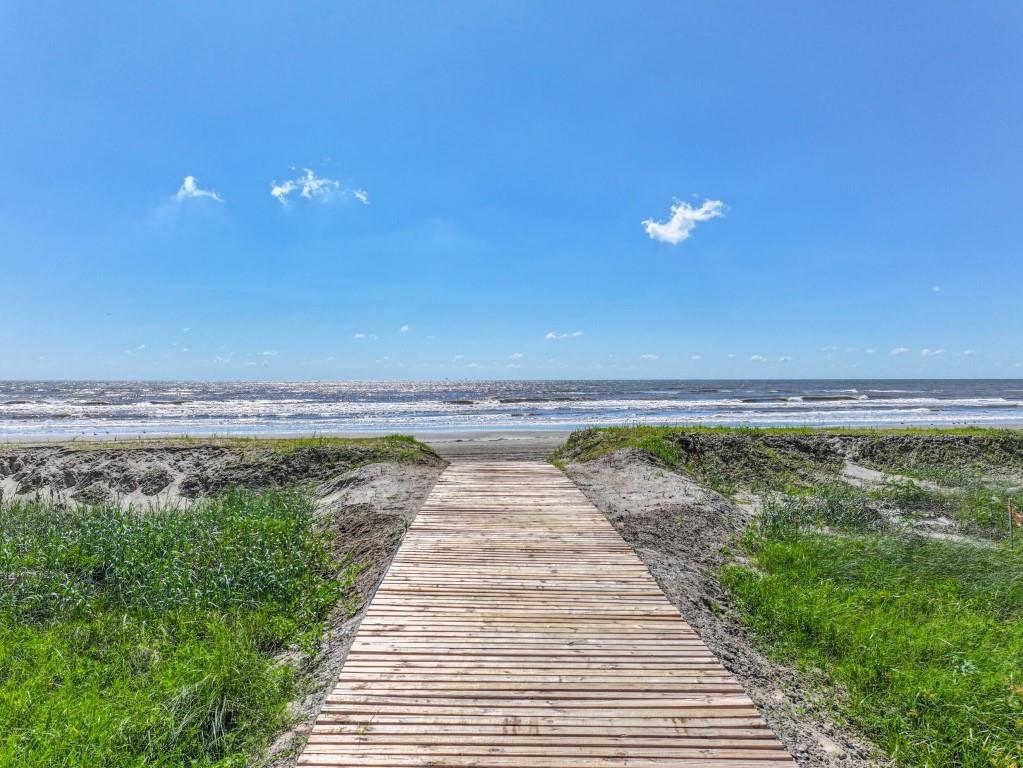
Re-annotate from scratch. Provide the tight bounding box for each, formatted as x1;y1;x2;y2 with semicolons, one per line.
4;424;1022;461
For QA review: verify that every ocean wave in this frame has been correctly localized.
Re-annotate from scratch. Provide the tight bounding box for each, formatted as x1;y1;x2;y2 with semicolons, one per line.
2;381;1022;437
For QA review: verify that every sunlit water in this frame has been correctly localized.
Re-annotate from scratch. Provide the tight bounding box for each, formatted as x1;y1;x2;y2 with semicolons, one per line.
1;380;1021;438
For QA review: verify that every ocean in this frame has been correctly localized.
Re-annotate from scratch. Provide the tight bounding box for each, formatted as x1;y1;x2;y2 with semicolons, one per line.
1;379;1021;439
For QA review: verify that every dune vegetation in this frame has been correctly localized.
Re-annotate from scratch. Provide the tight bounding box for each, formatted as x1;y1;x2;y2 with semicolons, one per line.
557;426;1023;767
0;489;355;768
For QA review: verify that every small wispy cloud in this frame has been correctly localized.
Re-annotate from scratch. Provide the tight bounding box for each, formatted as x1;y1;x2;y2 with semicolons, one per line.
176;176;223;203
640;353;659;361
260;350;278;356
353;332;378;340
399;324;410;333
920;348;945;357
509;352;524;359
890;347;910;355
271;168;366;206
932;285;941;292
690;354;702;360
642;199;725;245
545;331;583;340
962;349;977;356
821;345;839;352
778;355;793;362
750;354;767;362
865;348;876;354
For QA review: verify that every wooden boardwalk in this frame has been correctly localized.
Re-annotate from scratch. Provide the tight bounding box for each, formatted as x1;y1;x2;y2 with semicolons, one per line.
299;461;794;767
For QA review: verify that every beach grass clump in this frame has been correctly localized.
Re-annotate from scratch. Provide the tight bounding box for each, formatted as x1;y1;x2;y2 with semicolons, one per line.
758;482;893;535
0;490;355;767
724;504;1023;767
862;477;1021;539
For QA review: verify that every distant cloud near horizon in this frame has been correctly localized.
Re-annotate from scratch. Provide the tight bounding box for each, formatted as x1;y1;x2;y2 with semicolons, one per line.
176;176;223;203
750;354;766;362
640;353;659;361
642;199;724;245
921;348;945;357
545;331;582;340
890;347;910;355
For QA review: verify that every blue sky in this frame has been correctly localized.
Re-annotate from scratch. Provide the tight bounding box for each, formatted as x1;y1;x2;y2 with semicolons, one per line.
1;1;1020;380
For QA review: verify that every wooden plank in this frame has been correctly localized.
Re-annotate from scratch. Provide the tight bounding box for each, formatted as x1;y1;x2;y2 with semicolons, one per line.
297;461;793;767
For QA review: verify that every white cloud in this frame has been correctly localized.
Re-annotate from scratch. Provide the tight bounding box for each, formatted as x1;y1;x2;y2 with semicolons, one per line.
890;347;910;355
176;176;223;203
353;332;377;340
270;168;368;206
821;345;839;352
271;168;338;205
932;286;941;292
399;324;410;333
750;354;767;362
920;348;945;357
214;356;231;364
509;352;524;359
545;331;583;340
642;199;725;245
137;344;147;350
260;350;278;356
778;355;793;362
690;354;702;360
640;354;659;361
727;353;736;358
865;348;876;354
962;349;977;356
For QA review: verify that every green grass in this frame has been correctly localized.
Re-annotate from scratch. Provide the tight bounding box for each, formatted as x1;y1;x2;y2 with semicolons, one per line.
0;490;358;768
723;499;1023;767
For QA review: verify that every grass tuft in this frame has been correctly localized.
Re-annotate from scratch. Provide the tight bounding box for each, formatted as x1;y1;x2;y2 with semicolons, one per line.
725;495;1023;767
0;490;356;767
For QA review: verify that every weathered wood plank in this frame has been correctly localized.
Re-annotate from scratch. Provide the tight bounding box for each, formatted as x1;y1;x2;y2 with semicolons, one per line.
297;461;793;767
